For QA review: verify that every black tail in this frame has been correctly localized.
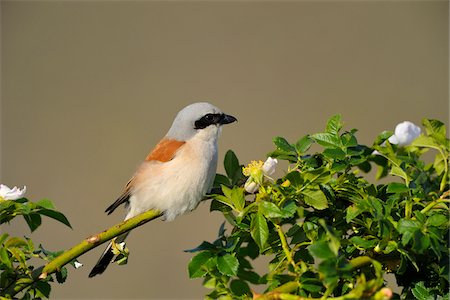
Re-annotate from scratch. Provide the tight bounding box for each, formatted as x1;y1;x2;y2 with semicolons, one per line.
88;233;129;278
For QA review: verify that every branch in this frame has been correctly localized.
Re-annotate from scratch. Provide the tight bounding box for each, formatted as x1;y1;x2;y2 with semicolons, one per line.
5;209;162;298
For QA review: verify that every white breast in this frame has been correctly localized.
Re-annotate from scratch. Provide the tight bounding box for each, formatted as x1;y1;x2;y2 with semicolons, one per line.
125;131;218;221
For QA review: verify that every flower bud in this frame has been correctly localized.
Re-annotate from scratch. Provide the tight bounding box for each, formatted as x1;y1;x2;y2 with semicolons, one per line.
244;179;260;194
388;121;421;146
262;157;278;176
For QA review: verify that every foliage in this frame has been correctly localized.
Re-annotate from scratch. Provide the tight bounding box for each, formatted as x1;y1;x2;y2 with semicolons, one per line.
187;116;449;300
0;197;76;299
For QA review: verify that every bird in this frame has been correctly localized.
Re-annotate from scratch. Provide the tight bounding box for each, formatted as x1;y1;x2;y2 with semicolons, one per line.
88;102;237;277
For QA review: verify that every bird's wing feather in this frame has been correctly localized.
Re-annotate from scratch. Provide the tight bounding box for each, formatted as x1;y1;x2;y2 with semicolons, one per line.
104;138;186;215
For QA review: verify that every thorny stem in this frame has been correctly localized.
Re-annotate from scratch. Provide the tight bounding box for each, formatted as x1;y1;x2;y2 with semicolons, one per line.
420;190;450;214
3;209;162;298
274;224;299;273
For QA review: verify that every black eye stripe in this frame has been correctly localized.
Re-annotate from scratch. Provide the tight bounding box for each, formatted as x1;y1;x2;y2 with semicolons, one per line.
194;113;223;129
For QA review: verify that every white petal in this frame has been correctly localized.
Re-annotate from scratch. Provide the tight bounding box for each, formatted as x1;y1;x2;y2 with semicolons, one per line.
74;261;83;269
262;157;278;176
394;121;421;146
388;135;399;145
0;184;26;200
244;179;260;194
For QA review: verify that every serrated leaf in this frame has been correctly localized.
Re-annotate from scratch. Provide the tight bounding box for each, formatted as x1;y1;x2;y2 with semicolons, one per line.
230;280;251;297
390;165;410;185
387;182;409;193
427;214;448;227
326;115;343;135
188;252;213;278
308;240;336;260
295;135;313;153
311;133;341;148
423;119;446;137
251;212;269;251
350;236;377;250
273;137;295;152
397;219;421;234
323;148;346;160
411;281;434;300
217;254;239;276
259;201;283;218
55;266;68;283
301;189;328;210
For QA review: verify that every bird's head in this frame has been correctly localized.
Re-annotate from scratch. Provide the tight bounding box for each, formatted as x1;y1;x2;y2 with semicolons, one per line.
166;102;237;141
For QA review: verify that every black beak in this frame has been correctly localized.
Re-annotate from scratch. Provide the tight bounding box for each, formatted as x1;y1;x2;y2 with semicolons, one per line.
220;114;237;125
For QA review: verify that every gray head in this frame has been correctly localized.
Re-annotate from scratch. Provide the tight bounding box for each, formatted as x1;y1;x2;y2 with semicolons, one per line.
166;102;237;141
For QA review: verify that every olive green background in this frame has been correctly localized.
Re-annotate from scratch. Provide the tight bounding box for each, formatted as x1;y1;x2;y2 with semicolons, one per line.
1;1;448;299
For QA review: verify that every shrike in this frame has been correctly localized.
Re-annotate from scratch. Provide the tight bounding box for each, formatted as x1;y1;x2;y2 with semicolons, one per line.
88;102;236;277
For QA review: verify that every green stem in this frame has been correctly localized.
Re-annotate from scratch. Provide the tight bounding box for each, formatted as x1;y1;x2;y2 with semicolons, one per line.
274;224;299;272
5;209;161;298
420;192;450;214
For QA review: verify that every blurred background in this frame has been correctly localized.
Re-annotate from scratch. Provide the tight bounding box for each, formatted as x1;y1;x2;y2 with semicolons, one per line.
1;1;448;299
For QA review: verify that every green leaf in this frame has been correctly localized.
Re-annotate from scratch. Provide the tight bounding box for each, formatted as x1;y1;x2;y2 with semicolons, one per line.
350;236;377;250
38;209;72;228
311;133;341;148
214;174;230;187
397;219;421;234
326;115;343;135
423;119;446;138
224;150;240;179
346;205;362;223
273;137;295;152
36;199;55;210
230;187;245;212
280;201;297;218
188;251;213;278
295;135;313;153
5;237;28;248
411;135;440;150
217;254;239;276
259;201;283;218
411;281;434;300
251;212;269;251
230;280;251;297
308;240;336;260
390;165;410;185
387;182;409;193
301;189;328;210
427;214;448;227
323;148;346;160
0;247;12;268
34;281;51;298
55;266;68;283
23;213;42;232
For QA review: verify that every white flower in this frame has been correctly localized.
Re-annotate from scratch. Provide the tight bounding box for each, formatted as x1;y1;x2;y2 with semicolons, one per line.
0;184;27;200
244;179;260;194
242;157;278;194
388;121;421;146
262;157;278;176
74;261;83;269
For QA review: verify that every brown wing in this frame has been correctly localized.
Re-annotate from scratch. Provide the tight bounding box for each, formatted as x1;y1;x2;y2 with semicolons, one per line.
145;138;186;162
104;138;186;214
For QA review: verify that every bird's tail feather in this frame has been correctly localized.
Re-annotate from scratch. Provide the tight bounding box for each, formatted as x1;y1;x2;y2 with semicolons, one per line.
88;232;129;278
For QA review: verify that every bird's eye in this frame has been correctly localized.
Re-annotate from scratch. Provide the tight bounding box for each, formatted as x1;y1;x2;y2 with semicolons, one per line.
194;113;221;129
204;114;214;121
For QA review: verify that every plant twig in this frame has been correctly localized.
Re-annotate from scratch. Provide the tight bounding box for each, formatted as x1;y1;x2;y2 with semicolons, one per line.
5;209;162;298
